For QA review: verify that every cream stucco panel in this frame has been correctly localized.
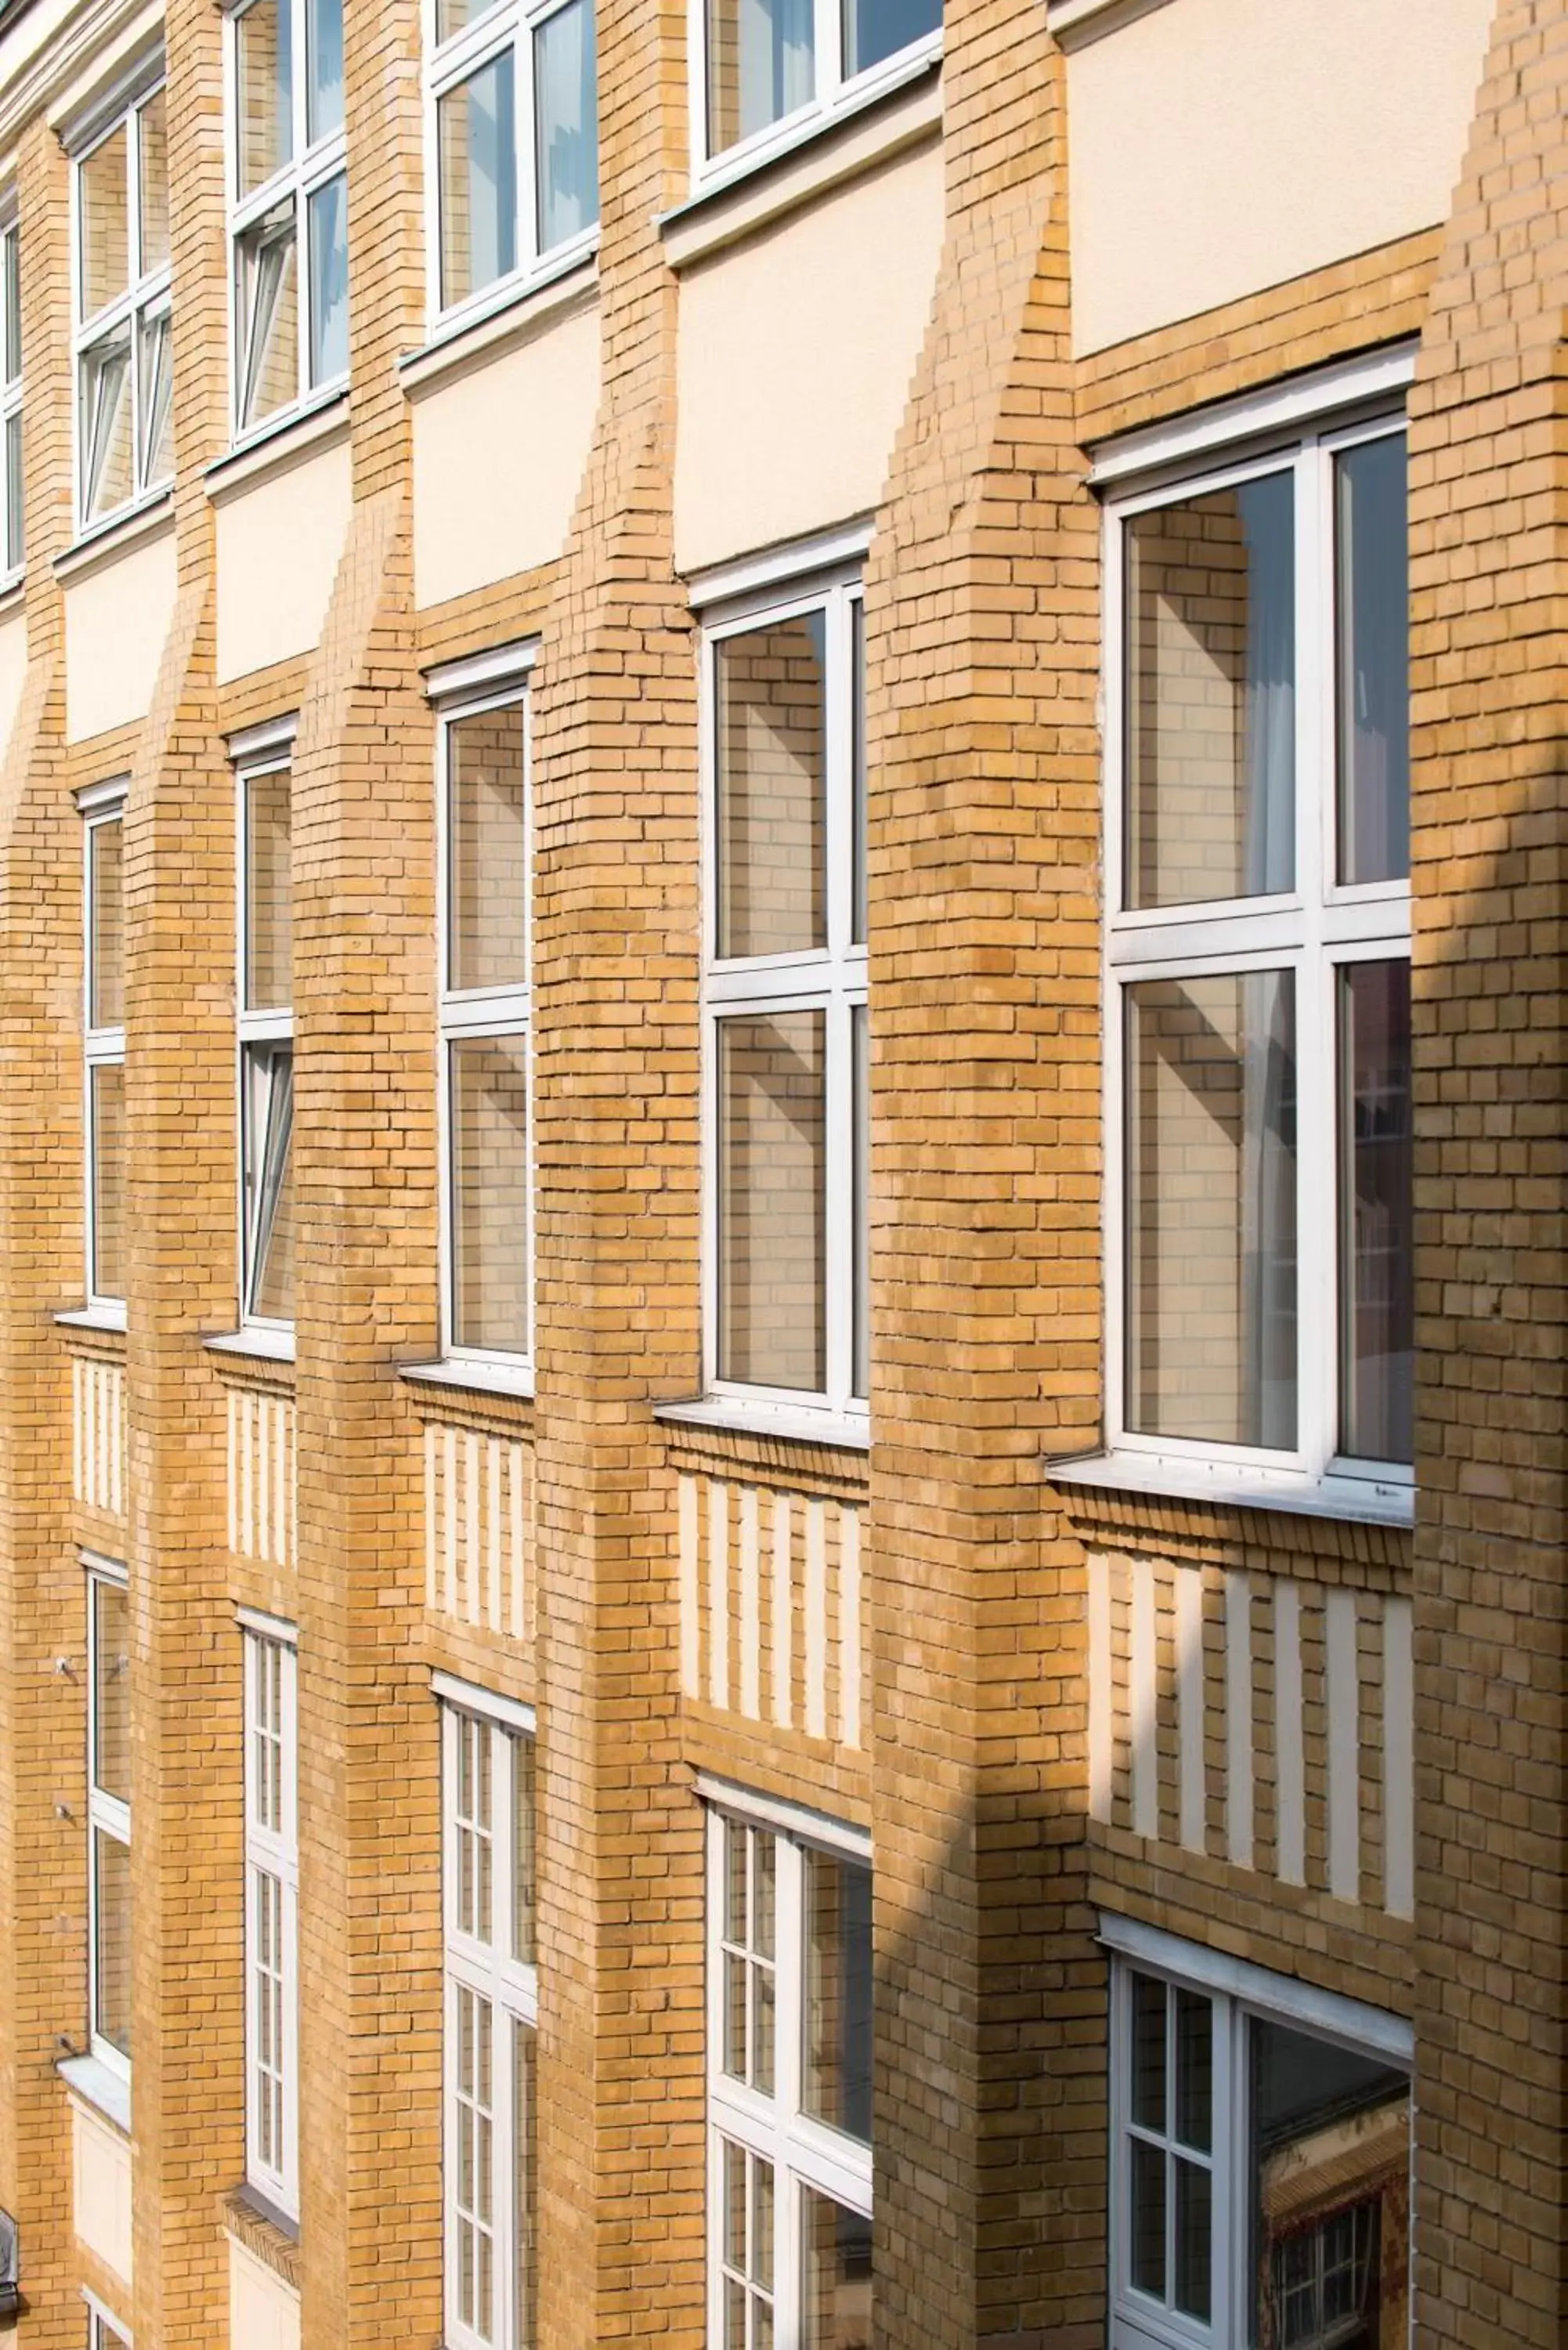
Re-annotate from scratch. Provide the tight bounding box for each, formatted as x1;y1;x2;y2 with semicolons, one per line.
215;435;353;685
412;299;602;610
1066;0;1495;356
674;139;945;575
229;2237;302;2350
0;606;27;766
64;520;177;745
70;2094;132;2285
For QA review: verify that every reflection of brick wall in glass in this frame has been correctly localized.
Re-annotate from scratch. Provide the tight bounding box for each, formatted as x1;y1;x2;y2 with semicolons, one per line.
717;614;825;960
718;1010;825;1394
449;705;527;992
1127;475;1295;911
245;765;293;1011
451;1035;529;1354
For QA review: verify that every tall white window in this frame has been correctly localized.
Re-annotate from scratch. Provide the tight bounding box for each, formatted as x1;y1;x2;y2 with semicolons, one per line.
425;0;598;330
1102;403;1412;1502
441;1687;537;2350
244;1620;298;2217
81;786;128;1313
86;1558;132;2081
705;1793;873;2349
236;733;295;1330
226;0;347;438
1106;1925;1411;2349
702;577;869;1420
435;674;533;1372
85;2294;132;2349
71;81;172;531
1;213;23;576
693;0;939;179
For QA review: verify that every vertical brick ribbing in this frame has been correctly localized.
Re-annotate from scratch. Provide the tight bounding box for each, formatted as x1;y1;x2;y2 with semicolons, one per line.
1408;2;1568;2340
865;6;1104;2344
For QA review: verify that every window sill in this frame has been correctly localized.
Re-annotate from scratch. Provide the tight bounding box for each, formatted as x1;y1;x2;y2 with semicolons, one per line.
58;2052;130;2135
1045;1449;1414;1530
222;2181;302;2293
399;250;598;396
655;1395;870;1453
399;1357;535;1403
56;1301;127;1334
204;386;349;504
205;1326;297;1366
0;569;23;619
53;486;173;584
1046;0;1174;49
659;52;942;272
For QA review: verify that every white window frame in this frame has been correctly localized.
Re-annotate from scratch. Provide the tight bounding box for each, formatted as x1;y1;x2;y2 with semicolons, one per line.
85;1554;131;2085
242;1616;298;2218
703;1790;873;2349
433;663;535;1376
1102;1915;1411;2350
68;77;172;535
0;208;23;581
234;728;295;1333
223;0;348;445
1100;402;1413;1505
688;0;941;192
699;569;869;1423
421;0;598;339
81;783;128;1314
441;1690;538;2350
83;2290;132;2349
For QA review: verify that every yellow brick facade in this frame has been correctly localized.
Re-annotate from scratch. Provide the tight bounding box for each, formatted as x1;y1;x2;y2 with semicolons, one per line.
0;0;1555;2345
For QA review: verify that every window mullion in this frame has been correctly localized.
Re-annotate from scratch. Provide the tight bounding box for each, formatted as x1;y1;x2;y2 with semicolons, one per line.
1298;436;1335;1480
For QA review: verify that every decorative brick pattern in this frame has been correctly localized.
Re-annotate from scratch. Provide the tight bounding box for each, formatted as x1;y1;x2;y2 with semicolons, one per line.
422;1413;533;1640
72;1353;127;1520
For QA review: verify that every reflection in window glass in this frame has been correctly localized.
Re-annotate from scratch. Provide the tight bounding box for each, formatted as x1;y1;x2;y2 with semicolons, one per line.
244;766;293;1013
804;1848;872;2142
803;2187;873;2350
716;613;826;959
1339;961;1412;1465
139;88;170;272
450;1034;530;1356
237;0;294;197
439;55;518;310
1125;970;1298;1449
79;125;129;319
1125;472;1296;910
80;324;134;522
92;1061;127;1301
3;222;20;382
92;1824;132;2059
308;172;349;385
307;0;345;142
448;702;528;992
718;1010;826;1393
90;816;125;1031
247;1044;295;1321
534;0;598;253
1336;433;1410;887
236;201;298;429
92;1578;131;1805
137;304;174;488
851;1005;869;1400
706;0;814;157
841;0;940;77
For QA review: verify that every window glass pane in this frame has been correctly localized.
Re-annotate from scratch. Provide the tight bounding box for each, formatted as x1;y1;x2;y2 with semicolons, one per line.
137;304;173;489
1174;2157;1211;2322
717;1010;826;1392
1125;971;1297;1449
1129;1972;1165;2132
851;1003;869;1399
535;0;599;253
5;410;20;573
716;612;826;958
1174;1987;1212;2153
236;200;298;428
439;55;517;309
1339;961;1412;1465
92;1578;130;1804
307;0;344;142
80;324;133;522
450;1035;530;1356
1129;2136;1165;2300
802;2187;872;2350
248;1045;295;1321
706;0;814;156
307;172;349;385
1250;2018;1409;2350
79;125;128;319
514;2019;537;2349
92;1826;132;2059
1336;433;1409;887
804;1848;872;2142
244;765;293;1012
850;598;866;945
139;89;169;273
92;1061;127;1300
3;225;20;385
1125;472;1295;909
843;0;939;76
453;1983;496;2335
237;0;294;197
511;1733;536;1965
448;700;528;991
90;816;125;1031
